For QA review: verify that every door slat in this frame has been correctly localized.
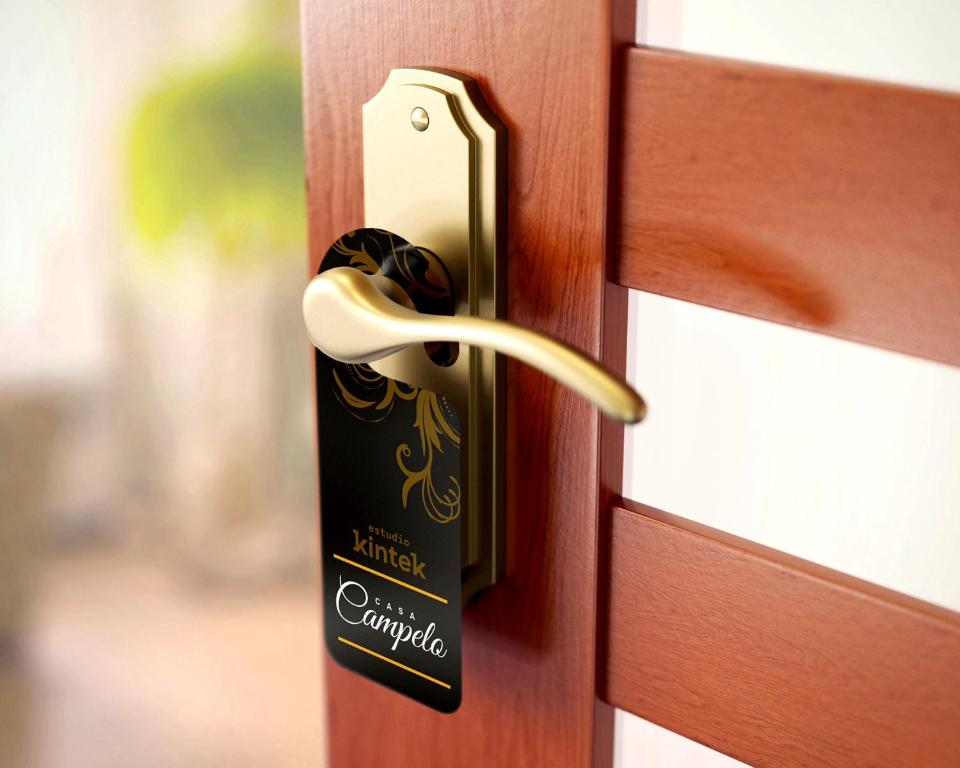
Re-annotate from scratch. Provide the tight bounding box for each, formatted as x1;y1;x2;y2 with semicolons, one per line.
602;500;960;768
616;47;960;366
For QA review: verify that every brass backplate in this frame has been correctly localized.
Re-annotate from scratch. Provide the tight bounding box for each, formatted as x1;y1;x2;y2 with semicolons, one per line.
362;68;505;602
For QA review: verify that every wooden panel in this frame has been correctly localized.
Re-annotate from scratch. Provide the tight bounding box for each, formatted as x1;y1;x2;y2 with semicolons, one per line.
602;500;960;768
616;47;960;366
301;1;634;766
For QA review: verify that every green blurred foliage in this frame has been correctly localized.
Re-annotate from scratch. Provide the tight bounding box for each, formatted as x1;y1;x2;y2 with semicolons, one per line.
128;35;304;263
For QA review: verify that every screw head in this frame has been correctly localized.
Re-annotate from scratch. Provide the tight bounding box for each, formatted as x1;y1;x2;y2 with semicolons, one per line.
410;106;429;132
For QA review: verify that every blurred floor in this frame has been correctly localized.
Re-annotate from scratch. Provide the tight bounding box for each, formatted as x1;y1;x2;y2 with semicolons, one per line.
0;552;325;768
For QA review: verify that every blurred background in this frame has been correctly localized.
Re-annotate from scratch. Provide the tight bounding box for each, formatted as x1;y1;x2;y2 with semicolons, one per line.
0;0;324;765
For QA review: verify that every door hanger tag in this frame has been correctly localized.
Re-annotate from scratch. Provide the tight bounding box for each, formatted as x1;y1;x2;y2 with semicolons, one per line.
316;228;462;713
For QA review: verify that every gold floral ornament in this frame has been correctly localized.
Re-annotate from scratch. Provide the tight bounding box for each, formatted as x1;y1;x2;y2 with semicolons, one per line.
332;363;461;524
396;390;461;524
322;229;461;524
329;234;381;276
331;363;418;421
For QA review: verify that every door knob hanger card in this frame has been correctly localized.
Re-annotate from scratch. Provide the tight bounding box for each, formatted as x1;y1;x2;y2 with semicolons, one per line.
312;67;507;715
316;229;463;713
306;68;643;715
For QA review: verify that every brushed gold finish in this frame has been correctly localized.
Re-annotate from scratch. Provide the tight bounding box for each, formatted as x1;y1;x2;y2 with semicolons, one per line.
361;68;504;601
308;68;645;602
304;267;646;423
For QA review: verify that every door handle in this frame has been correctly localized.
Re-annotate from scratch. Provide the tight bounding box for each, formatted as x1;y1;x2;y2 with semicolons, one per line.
303;266;645;424
309;68;647;712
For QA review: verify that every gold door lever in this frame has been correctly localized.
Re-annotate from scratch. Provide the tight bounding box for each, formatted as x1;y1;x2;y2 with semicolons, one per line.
303;266;645;424
310;68;643;604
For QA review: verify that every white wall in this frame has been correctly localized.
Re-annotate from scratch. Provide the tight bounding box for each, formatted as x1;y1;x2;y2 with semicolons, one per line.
616;3;960;765
639;0;960;91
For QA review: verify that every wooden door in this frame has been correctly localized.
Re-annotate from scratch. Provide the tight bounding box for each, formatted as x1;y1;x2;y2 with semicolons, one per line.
301;2;960;766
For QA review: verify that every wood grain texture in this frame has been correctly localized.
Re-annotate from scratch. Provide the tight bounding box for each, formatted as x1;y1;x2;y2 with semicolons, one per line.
301;1;634;766
602;500;960;768
616;47;960;366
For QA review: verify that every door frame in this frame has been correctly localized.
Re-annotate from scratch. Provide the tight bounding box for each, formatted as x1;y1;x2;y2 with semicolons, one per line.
301;3;960;766
302;0;635;765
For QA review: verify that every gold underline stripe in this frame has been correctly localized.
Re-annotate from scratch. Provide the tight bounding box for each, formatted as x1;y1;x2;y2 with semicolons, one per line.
337;636;451;689
333;553;448;604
